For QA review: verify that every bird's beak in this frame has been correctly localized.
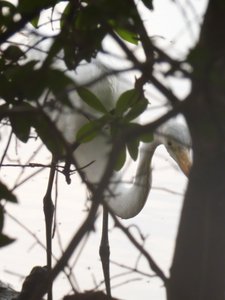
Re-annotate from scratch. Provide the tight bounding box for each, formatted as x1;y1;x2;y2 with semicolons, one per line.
175;147;192;177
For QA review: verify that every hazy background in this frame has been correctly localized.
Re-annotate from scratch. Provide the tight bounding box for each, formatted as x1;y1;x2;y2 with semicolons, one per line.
0;1;207;299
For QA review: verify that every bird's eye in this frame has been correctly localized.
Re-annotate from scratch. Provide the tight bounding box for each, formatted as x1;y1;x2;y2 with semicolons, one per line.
167;140;173;146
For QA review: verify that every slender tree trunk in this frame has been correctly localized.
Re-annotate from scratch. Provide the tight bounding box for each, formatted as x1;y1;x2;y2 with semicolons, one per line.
168;1;225;299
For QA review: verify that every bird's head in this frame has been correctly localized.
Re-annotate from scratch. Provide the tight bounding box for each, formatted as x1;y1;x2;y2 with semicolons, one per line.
155;120;192;177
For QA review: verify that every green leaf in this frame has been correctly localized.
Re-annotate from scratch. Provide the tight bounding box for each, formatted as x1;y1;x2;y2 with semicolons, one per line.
9;103;33;143
5;64;74;104
30;13;40;28
127;138;139;161
115;89;141;116
139;132;154;143
4;45;24;61
125;96;148;121
0;203;15;248
0;182;17;203
0;233;15;247
47;69;74;107
60;2;70;28
76;122;98;144
5;60;43;101
126;122;153;143
115;28;138;45
62;4;106;69
18;0;55;15
77;87;107;113
0;74;17;103
114;146;126;171
10;114;31;143
32;114;65;157
63;42;77;70
75;5;101;30
76;118;107;143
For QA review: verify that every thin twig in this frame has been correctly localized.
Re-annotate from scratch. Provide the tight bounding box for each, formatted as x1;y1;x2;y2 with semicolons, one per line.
0;130;13;167
5;209;78;293
111;260;156;279
109;211;168;284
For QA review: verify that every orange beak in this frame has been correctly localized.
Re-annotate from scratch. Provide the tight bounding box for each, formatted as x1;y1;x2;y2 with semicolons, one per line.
175;148;192;177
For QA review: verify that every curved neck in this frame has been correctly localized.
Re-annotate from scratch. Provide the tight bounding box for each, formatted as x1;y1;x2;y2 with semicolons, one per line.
105;141;159;219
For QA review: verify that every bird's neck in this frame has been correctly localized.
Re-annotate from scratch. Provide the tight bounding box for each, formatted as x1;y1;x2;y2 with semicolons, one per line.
133;141;159;186
106;141;159;219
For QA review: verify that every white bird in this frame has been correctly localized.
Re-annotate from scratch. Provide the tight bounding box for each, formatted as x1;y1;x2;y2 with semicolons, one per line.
50;57;192;218
44;56;192;298
22;32;191;299
104;121;191;219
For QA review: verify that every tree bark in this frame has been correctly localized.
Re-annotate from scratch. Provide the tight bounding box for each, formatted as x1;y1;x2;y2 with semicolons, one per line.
168;1;225;299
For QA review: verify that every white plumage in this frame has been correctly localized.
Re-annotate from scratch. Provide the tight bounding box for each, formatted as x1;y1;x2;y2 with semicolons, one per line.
47;57;192;219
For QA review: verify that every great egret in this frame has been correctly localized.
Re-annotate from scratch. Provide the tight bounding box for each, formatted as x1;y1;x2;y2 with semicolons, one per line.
50;58;191;210
45;57;192;297
103;120;191;219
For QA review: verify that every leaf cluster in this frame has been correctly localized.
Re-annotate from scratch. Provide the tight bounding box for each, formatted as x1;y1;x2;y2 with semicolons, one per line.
0;45;77;156
58;0;142;69
0;0;155;157
76;88;152;170
0;0;154;249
